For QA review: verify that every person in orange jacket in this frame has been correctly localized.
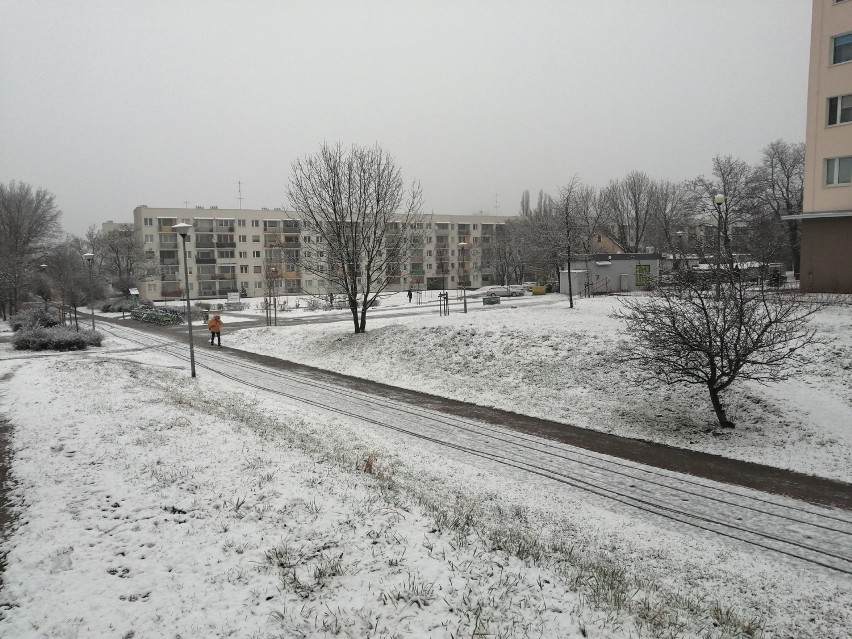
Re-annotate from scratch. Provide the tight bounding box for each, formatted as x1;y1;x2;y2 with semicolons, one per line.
208;314;223;346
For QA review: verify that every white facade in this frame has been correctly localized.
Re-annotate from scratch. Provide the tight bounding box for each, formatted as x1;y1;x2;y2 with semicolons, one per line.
129;206;512;301
560;254;660;295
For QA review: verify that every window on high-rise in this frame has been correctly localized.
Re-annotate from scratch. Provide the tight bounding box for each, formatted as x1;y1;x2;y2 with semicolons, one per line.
828;94;852;125
825;156;852;185
833;33;852;65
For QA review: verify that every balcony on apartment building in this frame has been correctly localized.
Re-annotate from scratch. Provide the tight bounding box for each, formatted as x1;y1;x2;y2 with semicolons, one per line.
264;233;283;247
160;273;181;282
195;234;216;248
157;220;177;233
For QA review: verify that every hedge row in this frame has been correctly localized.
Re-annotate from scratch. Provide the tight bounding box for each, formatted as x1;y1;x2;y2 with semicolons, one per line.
12;326;103;351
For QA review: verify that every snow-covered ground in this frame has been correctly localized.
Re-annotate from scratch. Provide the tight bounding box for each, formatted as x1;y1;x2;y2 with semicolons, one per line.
224;293;852;483
1;293;851;637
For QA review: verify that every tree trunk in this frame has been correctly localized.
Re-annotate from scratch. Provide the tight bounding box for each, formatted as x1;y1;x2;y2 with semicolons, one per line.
350;303;360;333
708;384;734;429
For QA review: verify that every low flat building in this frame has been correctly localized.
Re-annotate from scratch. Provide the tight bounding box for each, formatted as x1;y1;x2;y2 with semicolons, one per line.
561;253;661;295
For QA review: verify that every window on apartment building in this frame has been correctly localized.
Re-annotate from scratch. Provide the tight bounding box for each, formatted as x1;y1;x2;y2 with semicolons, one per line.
255;281;264;289
254;266;262;273
218;250;234;258
147;283;157;292
238;235;247;242
144;234;154;243
252;250;261;258
240;265;248;274
251;220;259;227
826;156;852;185
238;219;246;227
239;251;247;258
144;218;153;226
833;33;852;65
252;235;260;242
186;251;192;258
426;264;432;270
828;94;852;125
182;218;190;224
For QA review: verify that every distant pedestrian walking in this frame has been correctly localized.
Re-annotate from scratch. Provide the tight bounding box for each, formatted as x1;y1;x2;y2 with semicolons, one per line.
407;288;413;303
208;314;223;346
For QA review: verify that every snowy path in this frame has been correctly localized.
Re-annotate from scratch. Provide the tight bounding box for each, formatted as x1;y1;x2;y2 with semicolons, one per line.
96;322;852;578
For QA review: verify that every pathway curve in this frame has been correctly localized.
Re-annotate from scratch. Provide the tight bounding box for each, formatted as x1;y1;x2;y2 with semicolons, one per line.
87;320;852;576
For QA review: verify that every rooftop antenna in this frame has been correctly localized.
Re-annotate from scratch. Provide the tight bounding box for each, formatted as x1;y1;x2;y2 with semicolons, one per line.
494;193;500;215
183;200;190;208
237;180;244;209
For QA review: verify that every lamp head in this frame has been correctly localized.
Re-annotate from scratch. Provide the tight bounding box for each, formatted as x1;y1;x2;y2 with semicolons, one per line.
172;222;193;238
714;194;726;206
82;252;94;263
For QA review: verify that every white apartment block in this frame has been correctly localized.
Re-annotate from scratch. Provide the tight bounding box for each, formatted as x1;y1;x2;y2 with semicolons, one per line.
128;206;512;301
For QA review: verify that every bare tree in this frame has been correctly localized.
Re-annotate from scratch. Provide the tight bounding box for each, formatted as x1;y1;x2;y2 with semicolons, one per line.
570;184;606;255
616;275;827;430
691;155;759;267
519;190;531;216
601;171;656;253
753;139;805;272
645;179;696;256
0;181;62;316
286;142;424;333
482;220;528;287
516;185;570;287
84;225;159;296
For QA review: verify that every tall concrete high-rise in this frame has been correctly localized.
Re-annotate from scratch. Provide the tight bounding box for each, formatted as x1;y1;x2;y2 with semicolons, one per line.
798;0;852;292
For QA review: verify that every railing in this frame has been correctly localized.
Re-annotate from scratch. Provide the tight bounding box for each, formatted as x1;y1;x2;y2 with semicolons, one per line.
196;241;215;248
583;277;610;297
215;241;236;248
159;258;179;266
160;274;180;282
195;258;217;265
159;242;178;249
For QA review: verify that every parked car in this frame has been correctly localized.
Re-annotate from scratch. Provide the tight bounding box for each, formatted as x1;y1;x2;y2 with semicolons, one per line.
488;285;525;297
521;281;537;291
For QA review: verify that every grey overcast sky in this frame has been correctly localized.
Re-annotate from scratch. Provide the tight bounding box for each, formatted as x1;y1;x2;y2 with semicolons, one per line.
1;0;810;236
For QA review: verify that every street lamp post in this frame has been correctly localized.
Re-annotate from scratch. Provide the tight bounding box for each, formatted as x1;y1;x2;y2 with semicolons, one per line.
674;231;685;271
82;253;96;330
172;223;196;378
39;264;49;310
713;194;726;300
266;266;278;326
458;242;468;313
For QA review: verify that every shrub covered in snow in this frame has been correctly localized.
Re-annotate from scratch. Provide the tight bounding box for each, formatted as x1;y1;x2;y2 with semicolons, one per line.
11;307;58;332
12;326;103;351
102;298;134;313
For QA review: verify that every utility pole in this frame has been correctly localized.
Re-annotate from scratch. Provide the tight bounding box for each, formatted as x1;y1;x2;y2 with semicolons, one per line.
237;181;244;209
